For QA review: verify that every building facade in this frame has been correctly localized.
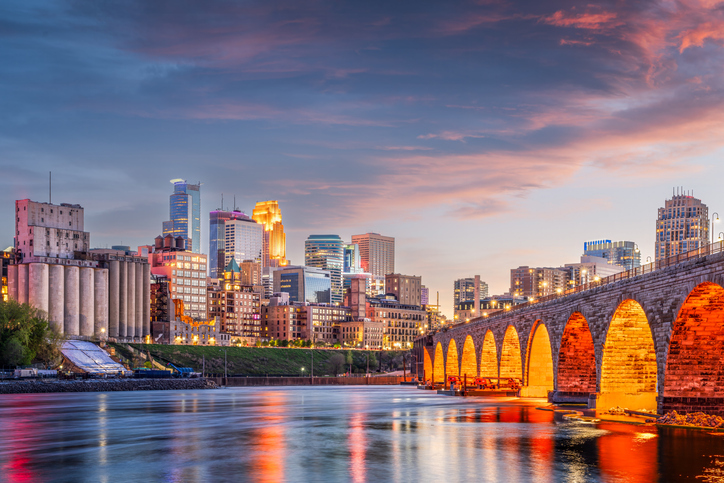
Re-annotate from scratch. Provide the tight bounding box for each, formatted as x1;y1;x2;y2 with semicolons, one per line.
655;191;709;261
209;209;250;278
304;235;344;304
251;200;289;268
385;273;422;307
149;235;208;320
367;295;426;349
583;240;641;270
510;266;568;298
273;266;331;304
350;233;395;278
14;200;89;260
339;319;384;349
224;217;263;267
207;260;261;344
163;179;201;254
453;277;489;307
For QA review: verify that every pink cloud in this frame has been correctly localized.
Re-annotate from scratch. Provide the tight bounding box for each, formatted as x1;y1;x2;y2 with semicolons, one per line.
541;11;621;30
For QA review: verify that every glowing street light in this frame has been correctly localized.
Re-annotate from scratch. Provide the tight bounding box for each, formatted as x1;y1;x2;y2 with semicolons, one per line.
713;213;720;245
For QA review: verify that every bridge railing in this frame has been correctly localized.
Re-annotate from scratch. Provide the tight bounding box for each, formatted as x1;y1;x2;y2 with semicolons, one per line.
451;240;724;328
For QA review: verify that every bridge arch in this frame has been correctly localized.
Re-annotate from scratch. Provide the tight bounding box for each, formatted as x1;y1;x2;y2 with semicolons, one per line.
480;330;498;378
663;282;724;415
433;342;444;384
460;335;477;379
523;321;553;398
423;347;433;383
446;339;459;379
500;325;522;380
557;312;597;396
600;299;658;411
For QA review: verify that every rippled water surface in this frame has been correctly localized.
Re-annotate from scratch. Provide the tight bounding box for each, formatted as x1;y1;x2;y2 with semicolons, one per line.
1;386;723;482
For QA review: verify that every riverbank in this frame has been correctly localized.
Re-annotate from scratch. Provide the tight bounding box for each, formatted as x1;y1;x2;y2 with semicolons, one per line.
210;375;405;386
0;378;218;394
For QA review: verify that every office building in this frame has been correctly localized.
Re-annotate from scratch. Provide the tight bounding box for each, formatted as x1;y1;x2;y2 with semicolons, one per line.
305;235;344;304
163;179;201;254
149;235;208;320
350;233;395;278
583;240;641;270
273;265;331;304
455;295;528;323
252;200;289;268
563;255;625;287
1;249;14;302
656;190;709;261
207;259;261;344
209;209;251;278
339;319;384;350
261;298;352;345
510;266;567;298
366;294;426;350
224;217;263;267
421;286;429;306
385;273;422;307
343;243;363;274
453;277;489;307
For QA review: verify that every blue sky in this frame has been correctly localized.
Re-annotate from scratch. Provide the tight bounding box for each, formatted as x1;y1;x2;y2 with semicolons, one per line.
2;0;724;315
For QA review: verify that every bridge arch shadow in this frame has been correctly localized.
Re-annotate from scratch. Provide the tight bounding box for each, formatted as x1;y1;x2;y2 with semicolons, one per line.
500;326;522;381
480;330;498;379
446;339;459;380
557;312;597;398
433;342;444;384
663;282;724;415
522;321;553;398
599;299;658;411
460;335;477;380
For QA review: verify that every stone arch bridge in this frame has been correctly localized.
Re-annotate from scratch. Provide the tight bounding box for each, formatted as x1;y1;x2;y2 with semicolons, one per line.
417;247;724;415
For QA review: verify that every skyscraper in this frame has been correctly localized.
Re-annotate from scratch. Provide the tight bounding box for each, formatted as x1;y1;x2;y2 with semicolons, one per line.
305;235;344;304
655;190;709;261
224;218;263;267
343;243;362;274
453;277;489;307
163;179;201;254
350;233;395;277
251;200;288;267
583;240;641;270
209;209;250;279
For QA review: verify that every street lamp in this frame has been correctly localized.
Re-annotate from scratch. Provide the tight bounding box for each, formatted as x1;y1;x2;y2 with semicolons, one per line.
646;256;652;263
712;213;720;245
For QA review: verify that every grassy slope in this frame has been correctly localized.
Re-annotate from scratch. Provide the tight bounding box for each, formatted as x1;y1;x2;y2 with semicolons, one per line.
126;344;407;376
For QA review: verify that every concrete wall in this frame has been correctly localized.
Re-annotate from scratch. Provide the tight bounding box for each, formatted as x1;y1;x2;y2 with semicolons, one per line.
48;264;65;334
64;266;80;335
212;376;405;386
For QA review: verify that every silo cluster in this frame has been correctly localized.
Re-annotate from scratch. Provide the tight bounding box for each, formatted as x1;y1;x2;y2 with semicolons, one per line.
7;259;150;340
8;262;108;337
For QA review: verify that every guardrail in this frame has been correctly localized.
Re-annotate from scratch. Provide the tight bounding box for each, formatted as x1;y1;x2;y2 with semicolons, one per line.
450;240;724;328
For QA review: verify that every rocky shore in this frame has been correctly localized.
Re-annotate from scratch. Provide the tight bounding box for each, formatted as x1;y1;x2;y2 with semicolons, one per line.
0;378;219;394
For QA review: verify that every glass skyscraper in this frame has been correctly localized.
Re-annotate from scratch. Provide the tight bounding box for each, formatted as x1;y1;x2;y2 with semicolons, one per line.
273;266;331;304
163;179;201;254
209;209;257;279
583;240;641;270
305;235;344;304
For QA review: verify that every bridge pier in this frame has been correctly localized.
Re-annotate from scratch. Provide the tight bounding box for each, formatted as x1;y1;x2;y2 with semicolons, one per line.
589;392;658;412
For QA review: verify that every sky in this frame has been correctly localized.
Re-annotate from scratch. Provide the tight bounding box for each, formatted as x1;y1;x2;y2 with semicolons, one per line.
2;0;724;317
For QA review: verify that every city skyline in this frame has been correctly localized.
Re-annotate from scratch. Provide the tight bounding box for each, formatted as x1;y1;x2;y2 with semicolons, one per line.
2;1;724;316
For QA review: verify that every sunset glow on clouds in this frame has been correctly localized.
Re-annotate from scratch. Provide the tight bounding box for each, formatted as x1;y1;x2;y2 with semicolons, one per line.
2;0;724;314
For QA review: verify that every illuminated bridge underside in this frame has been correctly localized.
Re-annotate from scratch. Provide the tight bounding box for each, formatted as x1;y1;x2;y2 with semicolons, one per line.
427;251;724;415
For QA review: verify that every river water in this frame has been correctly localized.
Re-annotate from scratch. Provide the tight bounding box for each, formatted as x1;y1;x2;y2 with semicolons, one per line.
0;386;723;482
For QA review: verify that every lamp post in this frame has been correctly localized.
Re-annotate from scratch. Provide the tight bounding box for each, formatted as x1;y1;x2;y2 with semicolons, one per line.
712;213;720;245
366;344;369;375
633;244;640;271
646;256;652;264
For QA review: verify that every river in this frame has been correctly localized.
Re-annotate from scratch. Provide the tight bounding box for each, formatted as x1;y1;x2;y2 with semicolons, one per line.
0;386;722;482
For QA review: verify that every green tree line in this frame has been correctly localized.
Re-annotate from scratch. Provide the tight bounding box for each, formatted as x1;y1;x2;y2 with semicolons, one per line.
0;300;63;368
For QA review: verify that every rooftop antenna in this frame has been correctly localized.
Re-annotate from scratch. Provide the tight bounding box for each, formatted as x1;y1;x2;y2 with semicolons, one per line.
221;193;224;211
234;195;236;211
49;171;52;204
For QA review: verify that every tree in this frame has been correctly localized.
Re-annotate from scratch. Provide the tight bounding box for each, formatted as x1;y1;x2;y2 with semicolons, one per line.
0;300;63;368
328;353;345;375
368;351;377;372
346;350;353;373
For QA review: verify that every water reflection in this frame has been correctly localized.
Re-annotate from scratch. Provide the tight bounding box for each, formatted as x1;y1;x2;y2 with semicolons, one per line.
0;388;723;482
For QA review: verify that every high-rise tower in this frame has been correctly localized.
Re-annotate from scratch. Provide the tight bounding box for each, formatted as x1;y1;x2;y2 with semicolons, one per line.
252;201;288;268
305;235;344;304
350;233;394;278
655;189;709;261
163;179;201;254
209;209;251;279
